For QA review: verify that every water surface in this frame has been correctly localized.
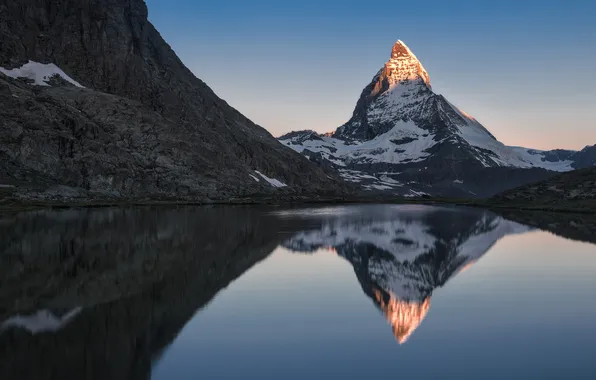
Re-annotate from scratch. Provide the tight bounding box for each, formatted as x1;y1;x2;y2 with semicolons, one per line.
1;205;595;379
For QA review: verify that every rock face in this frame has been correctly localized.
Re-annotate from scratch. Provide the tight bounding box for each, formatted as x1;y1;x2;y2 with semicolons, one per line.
571;145;596;169
0;0;347;202
279;40;594;198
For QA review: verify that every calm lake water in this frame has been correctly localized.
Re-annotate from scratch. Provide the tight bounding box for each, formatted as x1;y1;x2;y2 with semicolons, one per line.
1;204;595;379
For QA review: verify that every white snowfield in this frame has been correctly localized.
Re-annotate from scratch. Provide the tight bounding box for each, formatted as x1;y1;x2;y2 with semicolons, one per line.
281;120;437;166
0;60;85;88
280;40;578;174
281;104;575;174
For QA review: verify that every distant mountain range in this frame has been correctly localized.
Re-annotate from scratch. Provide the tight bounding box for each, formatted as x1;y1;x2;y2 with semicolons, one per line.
280;41;596;198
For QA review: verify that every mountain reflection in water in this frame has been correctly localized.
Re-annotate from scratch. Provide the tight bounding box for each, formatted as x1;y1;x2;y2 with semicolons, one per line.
281;205;529;343
0;204;593;379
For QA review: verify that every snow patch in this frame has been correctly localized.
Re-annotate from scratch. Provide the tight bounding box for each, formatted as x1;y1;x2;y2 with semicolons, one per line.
405;189;429;198
0;61;84;88
365;184;395;191
255;170;287;188
1;307;82;334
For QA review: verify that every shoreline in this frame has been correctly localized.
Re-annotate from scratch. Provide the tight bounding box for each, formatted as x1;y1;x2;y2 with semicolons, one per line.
1;196;594;215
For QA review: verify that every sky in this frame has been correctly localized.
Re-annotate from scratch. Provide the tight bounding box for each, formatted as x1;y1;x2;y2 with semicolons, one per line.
144;0;596;150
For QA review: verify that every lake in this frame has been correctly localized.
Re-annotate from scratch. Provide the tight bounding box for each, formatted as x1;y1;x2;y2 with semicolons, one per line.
1;204;595;379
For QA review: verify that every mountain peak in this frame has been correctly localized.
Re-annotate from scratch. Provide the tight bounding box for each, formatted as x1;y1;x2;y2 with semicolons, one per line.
367;39;431;102
391;40;415;59
381;39;430;89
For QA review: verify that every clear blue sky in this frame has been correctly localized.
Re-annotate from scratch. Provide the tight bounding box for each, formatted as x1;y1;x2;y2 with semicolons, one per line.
145;0;596;150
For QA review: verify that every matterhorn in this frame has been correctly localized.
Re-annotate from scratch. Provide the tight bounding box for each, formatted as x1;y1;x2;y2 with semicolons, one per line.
280;40;595;197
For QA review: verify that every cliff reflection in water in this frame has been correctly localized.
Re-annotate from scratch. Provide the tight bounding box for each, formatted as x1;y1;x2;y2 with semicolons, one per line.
282;205;530;343
0;206;294;380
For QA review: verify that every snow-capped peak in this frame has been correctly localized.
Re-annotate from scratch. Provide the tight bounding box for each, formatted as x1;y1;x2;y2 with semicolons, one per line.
391;40;424;67
371;40;431;96
279;39;589;196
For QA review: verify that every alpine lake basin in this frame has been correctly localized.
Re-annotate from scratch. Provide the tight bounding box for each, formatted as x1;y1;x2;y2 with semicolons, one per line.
1;204;595;380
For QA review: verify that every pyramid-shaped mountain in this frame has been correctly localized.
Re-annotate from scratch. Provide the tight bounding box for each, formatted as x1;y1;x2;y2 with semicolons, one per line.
280;40;593;197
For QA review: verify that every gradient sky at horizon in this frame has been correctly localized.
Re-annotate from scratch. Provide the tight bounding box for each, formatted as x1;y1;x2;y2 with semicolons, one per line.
145;0;595;150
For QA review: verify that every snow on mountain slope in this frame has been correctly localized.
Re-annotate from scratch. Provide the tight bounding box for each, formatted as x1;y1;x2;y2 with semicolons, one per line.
441;99;574;171
0;61;84;88
281;111;574;172
281;120;437;165
508;147;574;171
254;170;287;188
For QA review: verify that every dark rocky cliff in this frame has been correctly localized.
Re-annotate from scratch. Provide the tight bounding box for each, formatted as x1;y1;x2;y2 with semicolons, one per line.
0;0;347;202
